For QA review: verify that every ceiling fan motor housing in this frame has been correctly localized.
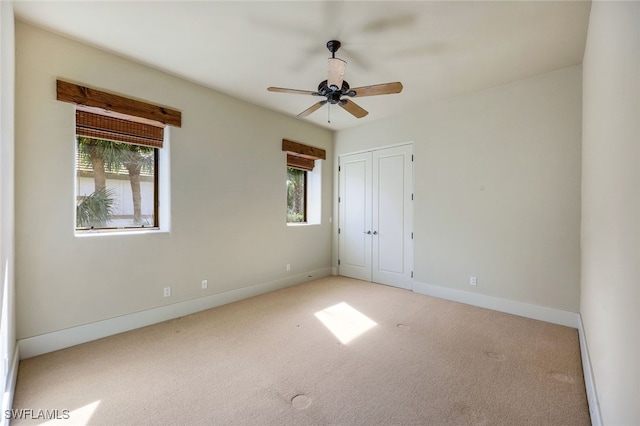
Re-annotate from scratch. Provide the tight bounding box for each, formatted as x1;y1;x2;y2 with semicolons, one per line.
317;80;356;103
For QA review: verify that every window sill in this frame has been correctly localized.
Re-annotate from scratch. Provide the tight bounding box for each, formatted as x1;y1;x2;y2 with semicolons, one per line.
75;228;168;237
286;222;320;227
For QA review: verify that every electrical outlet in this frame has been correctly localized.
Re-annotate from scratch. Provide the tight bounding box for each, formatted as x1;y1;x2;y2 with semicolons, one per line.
201;279;208;289
163;286;171;297
286;264;291;272
470;276;477;286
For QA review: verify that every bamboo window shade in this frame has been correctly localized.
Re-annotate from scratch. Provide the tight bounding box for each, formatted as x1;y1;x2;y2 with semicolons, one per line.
75;110;164;148
283;139;326;172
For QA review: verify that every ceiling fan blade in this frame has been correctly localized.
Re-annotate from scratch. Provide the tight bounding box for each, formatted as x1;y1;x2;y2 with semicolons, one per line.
359;13;416;34
298;100;327;118
349;82;403;97
268;87;318;96
339;99;368;118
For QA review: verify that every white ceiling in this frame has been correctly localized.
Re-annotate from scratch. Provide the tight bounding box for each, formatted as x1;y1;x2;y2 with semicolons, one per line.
13;1;591;130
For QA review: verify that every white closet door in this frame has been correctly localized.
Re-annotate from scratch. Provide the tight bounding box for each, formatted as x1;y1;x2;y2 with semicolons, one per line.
339;144;413;289
372;144;413;289
338;151;372;282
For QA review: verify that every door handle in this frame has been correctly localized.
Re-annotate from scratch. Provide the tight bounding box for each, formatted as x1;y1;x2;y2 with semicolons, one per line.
364;231;372;235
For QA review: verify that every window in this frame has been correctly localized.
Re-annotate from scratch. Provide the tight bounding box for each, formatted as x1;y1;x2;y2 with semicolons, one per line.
76;136;158;230
74;109;165;231
56;80;181;233
283;139;325;225
287;167;307;223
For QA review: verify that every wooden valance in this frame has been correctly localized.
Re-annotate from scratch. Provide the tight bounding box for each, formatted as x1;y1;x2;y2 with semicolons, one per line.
283;139;326;171
57;80;181;127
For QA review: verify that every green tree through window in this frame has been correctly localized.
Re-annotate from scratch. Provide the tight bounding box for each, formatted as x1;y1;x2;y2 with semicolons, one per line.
287;167;306;223
76;137;157;230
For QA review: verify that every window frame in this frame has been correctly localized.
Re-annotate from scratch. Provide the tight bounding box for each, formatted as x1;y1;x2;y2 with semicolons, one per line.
287;166;308;224
74;136;160;232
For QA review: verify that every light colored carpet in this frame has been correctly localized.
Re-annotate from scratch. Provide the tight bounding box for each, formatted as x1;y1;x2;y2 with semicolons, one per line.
12;276;590;425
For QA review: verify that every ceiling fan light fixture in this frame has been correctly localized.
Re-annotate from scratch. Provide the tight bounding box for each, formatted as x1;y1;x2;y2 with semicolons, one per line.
327;57;346;90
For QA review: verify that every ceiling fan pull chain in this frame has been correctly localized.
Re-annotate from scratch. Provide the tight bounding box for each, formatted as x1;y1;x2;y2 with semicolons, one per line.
328;103;331;123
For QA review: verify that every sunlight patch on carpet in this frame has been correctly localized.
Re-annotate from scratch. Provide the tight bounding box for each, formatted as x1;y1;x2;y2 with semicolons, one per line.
314;302;377;344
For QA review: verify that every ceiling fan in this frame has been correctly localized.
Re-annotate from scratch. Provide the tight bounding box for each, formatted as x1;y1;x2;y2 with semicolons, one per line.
268;40;403;120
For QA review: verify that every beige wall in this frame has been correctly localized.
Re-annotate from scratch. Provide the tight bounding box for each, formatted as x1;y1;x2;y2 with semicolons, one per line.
334;66;582;312
581;1;640;423
14;21;333;339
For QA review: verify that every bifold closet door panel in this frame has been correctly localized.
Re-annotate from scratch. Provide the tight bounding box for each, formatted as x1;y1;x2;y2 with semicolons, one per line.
338;151;372;282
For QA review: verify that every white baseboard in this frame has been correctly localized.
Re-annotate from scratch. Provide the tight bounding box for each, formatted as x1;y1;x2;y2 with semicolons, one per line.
1;346;19;426
412;280;580;328
18;268;332;359
577;316;603;426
